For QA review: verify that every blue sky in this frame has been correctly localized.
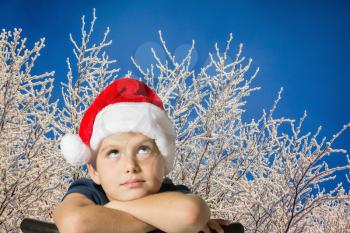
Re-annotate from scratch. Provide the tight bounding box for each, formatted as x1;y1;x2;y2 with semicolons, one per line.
1;0;349;191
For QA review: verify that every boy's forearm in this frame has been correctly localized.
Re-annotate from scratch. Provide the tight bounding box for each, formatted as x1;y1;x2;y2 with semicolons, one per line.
105;192;210;233
73;204;156;233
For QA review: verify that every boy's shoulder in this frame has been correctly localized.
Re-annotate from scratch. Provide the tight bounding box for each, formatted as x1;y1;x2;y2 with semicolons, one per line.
159;177;191;194
62;177;108;205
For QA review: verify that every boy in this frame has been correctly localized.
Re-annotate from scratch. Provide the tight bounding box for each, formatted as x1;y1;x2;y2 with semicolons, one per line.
54;77;228;233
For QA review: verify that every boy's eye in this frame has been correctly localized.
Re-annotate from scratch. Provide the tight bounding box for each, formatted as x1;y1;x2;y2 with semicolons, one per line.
107;149;120;159
137;145;151;155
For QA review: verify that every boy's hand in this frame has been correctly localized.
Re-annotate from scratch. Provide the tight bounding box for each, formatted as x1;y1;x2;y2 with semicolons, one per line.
104;200;129;213
104;200;120;209
200;219;230;233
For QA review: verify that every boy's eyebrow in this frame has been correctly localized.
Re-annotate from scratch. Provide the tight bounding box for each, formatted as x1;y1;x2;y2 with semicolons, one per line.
99;138;155;154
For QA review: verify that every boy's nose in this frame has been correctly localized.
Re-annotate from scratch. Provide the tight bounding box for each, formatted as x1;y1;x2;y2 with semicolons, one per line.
123;156;141;173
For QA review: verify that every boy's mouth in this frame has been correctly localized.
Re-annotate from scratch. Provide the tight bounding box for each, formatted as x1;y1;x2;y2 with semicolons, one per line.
121;179;145;188
121;179;145;185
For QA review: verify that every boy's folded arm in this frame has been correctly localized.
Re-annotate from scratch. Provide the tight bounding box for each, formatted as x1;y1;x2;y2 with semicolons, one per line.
105;191;211;233
53;192;157;233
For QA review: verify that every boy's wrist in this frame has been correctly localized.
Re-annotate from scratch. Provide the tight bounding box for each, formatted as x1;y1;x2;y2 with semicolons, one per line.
104;201;157;232
104;200;126;212
104;201;119;210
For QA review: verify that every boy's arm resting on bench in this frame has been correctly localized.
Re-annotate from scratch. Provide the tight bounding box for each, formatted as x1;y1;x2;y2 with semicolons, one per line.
53;193;157;233
104;191;211;233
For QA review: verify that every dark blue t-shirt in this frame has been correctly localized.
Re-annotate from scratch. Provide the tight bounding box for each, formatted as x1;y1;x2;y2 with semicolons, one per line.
63;177;191;205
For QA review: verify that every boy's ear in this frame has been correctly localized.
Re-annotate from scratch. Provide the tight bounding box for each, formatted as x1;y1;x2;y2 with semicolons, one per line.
87;162;101;185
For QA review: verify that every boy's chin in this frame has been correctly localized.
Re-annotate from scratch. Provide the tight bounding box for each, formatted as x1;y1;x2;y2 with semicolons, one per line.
110;191;150;202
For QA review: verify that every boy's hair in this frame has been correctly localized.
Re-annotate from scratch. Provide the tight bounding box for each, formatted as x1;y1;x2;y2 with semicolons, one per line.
89;156;97;170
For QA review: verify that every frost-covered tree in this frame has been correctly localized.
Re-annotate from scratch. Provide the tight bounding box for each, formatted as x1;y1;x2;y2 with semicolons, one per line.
53;8;119;187
0;28;59;231
0;9;119;232
1;9;349;233
132;31;350;233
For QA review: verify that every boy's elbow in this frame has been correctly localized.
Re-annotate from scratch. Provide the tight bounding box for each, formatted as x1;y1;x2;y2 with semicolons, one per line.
182;195;211;232
53;207;88;233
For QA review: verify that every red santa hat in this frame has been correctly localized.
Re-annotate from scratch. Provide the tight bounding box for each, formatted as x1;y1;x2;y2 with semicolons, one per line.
59;77;176;175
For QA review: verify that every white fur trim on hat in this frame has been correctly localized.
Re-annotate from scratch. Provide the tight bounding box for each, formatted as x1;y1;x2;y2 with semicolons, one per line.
90;102;176;174
60;133;92;165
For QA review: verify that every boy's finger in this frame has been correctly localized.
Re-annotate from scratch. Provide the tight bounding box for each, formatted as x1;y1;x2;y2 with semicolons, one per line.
208;220;224;233
211;218;231;225
199;224;211;233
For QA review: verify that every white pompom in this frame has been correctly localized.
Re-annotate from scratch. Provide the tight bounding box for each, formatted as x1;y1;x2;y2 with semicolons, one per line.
60;133;92;165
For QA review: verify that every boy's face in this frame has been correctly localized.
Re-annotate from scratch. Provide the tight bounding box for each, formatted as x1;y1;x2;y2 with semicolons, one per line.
87;132;166;201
